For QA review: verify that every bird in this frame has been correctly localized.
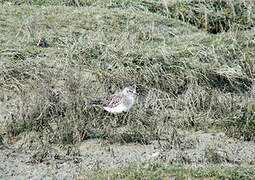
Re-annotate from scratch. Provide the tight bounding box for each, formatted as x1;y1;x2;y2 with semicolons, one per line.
91;86;138;113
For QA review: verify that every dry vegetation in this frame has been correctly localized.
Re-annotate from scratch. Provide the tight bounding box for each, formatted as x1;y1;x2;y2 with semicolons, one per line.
0;0;255;179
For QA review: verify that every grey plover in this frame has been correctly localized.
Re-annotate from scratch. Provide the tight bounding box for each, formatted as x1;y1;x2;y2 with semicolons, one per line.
92;86;138;113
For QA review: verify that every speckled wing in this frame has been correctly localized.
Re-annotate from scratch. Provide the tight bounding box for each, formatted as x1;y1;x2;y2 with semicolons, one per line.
101;93;123;108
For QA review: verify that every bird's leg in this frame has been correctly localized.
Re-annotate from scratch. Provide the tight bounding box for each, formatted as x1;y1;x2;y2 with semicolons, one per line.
115;112;129;126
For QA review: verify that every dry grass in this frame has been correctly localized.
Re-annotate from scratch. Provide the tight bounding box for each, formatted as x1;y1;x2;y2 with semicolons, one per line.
151;0;255;34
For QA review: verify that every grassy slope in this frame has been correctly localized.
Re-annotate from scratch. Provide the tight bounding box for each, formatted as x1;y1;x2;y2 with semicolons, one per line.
0;0;255;179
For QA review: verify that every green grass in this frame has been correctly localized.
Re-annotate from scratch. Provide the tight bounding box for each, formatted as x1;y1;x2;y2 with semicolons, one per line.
80;162;255;180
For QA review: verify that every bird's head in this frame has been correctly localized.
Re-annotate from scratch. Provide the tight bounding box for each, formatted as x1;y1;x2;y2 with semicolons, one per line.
123;86;138;96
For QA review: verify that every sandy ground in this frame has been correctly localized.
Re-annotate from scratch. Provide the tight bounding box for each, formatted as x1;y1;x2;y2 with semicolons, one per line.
1;131;255;179
0;138;156;179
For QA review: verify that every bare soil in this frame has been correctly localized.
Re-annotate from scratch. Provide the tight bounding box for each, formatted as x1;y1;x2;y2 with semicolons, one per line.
1;130;255;179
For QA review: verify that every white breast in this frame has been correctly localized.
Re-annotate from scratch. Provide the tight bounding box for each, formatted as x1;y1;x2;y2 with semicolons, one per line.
103;96;135;113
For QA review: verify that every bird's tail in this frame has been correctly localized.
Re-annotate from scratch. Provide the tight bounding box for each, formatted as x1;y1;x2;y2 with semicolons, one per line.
89;100;102;107
91;104;102;107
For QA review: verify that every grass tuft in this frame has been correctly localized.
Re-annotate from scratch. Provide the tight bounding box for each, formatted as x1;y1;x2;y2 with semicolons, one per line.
157;0;255;34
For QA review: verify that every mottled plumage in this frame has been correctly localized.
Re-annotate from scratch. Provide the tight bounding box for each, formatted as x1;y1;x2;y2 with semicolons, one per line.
92;86;137;113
